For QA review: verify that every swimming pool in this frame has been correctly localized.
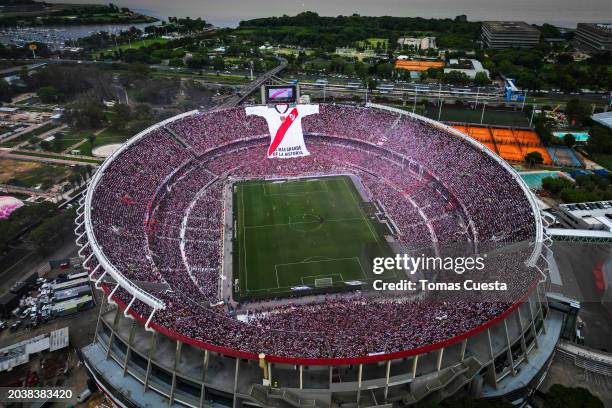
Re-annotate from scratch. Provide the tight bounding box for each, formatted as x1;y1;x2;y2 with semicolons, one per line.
520;171;566;189
553;131;590;142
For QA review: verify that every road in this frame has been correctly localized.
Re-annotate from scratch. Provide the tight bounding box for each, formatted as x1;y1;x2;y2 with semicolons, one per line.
4;57;609;108
0;62;46;76
0;151;99;166
215;57;288;109
0;120;51;145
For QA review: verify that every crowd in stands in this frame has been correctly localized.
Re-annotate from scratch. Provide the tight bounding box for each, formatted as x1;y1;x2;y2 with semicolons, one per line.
88;104;540;358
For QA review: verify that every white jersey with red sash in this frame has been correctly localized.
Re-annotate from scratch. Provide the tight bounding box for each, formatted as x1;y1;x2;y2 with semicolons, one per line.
245;104;319;159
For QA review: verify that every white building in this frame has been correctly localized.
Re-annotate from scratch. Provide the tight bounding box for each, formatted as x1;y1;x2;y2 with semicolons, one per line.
0;327;69;372
443;59;490;79
397;37;437;50
558;200;612;231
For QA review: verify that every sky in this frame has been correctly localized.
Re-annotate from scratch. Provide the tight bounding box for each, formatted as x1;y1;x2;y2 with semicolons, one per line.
46;0;612;27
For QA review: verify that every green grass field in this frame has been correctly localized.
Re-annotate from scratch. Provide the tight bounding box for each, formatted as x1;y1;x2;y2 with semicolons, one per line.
420;106;531;127
591;154;612;171
233;176;395;300
357;38;389;49
94;38;170;58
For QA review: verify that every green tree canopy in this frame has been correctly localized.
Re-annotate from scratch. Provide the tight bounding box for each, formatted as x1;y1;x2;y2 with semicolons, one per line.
525;151;544;166
563;133;576;148
544;384;604;408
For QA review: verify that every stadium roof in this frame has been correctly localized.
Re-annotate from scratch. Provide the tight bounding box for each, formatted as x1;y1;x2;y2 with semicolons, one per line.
592;111;612;130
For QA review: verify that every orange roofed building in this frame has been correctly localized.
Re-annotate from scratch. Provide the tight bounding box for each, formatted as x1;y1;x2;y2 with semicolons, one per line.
394;60;445;71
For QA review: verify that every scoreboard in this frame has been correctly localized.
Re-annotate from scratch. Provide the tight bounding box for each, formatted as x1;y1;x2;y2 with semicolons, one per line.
264;85;297;104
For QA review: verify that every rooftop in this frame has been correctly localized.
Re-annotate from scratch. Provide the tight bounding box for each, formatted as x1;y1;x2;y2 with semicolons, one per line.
482;21;540;34
592;111;612;129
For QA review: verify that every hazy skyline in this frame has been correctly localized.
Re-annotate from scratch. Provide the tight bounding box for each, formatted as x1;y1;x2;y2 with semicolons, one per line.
46;0;612;28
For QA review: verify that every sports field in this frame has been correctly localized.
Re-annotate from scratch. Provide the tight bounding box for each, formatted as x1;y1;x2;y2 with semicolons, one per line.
233;176;395;300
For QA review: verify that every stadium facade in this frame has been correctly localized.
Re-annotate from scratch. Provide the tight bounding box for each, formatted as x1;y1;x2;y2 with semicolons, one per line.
76;103;562;407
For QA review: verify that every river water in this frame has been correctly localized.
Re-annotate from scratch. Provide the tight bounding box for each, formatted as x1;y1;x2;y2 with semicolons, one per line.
3;0;610;49
46;0;612;28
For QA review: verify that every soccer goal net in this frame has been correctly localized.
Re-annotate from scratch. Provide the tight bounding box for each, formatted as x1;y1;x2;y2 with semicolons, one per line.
315;277;333;288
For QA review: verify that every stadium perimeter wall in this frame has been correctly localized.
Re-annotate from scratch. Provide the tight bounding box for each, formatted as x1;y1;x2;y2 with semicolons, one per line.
78;104;558;407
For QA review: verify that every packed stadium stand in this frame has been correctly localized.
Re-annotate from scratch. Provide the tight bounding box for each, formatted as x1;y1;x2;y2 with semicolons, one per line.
77;104;560;408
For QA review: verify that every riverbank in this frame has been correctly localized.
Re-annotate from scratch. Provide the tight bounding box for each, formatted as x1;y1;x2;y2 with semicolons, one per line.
0;2;157;28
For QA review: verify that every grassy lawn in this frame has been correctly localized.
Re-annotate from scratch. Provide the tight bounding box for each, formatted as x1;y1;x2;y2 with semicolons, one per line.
274;48;315;56
233;176;395;301
34;129;91;153
591;154;612;171
357;38;389;48
94;38;170;58
0;158;74;189
152;71;251;84
420;105;531;127
76;128;130;156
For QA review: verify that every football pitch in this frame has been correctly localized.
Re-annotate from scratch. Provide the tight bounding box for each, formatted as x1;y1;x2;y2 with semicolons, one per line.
233;175;396;300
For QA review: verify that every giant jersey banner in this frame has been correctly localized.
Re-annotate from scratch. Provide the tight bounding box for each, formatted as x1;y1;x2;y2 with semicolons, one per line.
246;104;319;159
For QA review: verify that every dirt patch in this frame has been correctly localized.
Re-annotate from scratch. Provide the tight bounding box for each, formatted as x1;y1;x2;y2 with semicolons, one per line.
0;159;43;182
91;143;122;158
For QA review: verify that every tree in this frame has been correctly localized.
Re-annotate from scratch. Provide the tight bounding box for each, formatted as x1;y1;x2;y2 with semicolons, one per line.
417;397;513;408
557;53;574;65
473;71;491;86
541;176;573;195
343;63;355;76
168;57;184;68
28;208;76;255
517;72;542;92
187;53;210;69
65;96;105;129
544;384;604;408
563;133;576;148
212;56;225;71
133;78;179;105
28;215;61;254
525;151;544;166
565;99;592;126
37;86;61;103
586;124;612;155
535;115;554;145
443;70;470;85
0;80;13;102
110;103;131;131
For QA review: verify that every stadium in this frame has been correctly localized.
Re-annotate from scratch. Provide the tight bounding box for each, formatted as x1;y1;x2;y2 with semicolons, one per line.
76;100;561;407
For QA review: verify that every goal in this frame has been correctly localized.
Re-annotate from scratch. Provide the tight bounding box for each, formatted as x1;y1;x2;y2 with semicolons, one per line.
315;277;333;288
